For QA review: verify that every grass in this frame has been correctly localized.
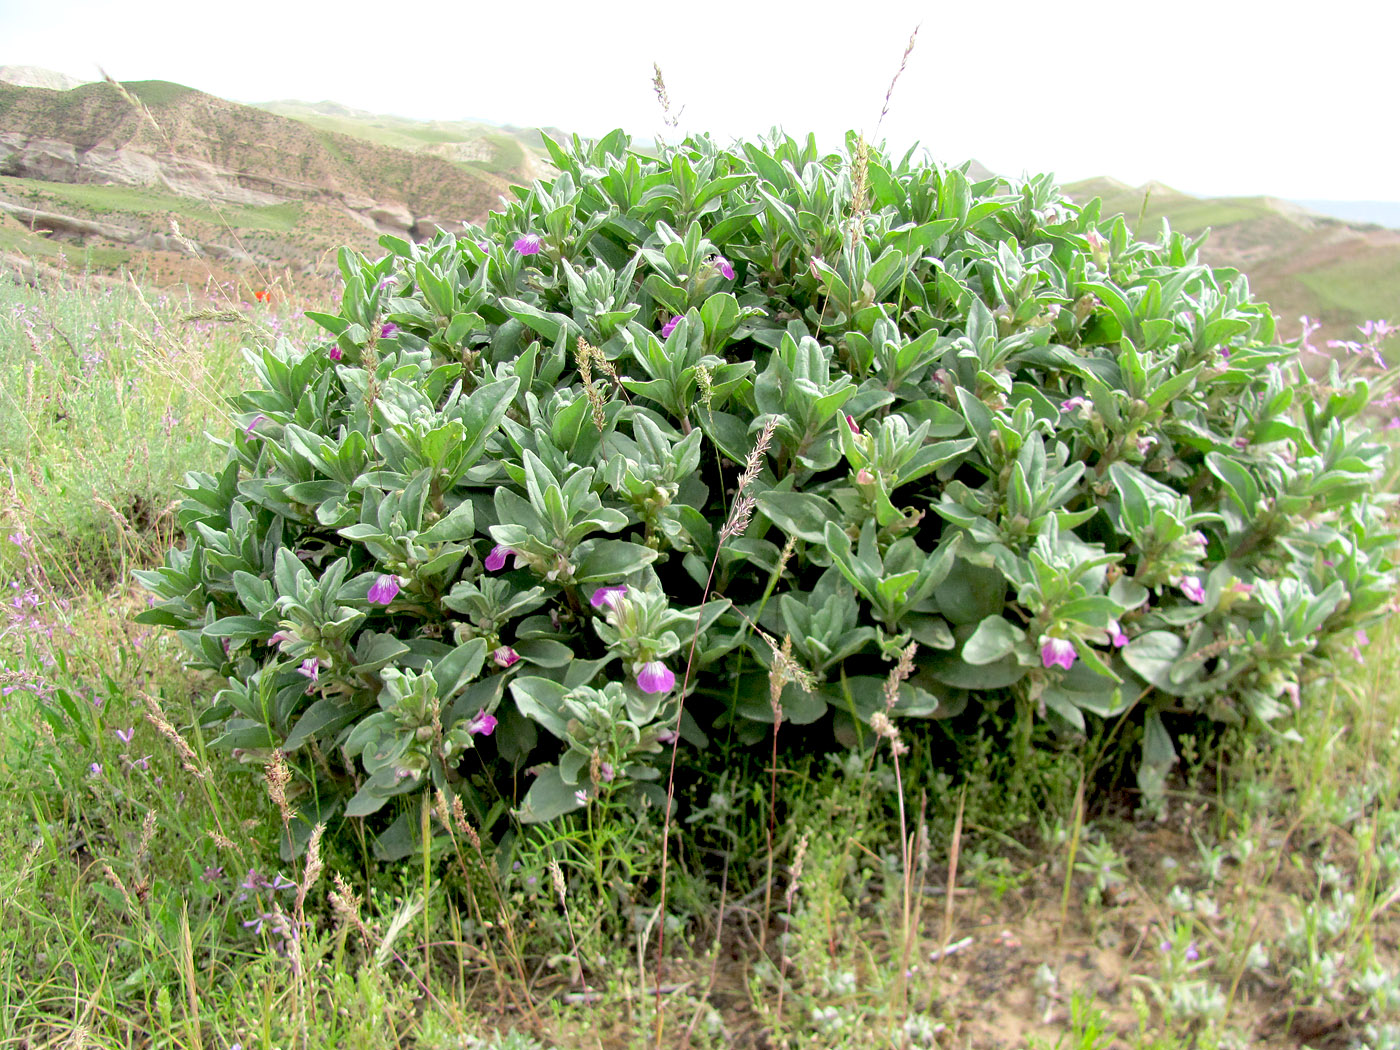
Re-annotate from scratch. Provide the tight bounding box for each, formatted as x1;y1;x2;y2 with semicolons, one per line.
0;175;307;233
3;273;1400;1050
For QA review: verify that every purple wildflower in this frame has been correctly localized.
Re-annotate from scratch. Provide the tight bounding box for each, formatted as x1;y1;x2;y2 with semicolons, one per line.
367;574;400;605
1179;576;1207;604
243;414;267;437
328;345;343;361
1229;581;1254;595
591;584;628;610
88;762;102;776
484;544;512;572
1184;943;1200;963
466;709;497;736
713;256;735;280
269;631;290;644
599;761;615;783
1060;396;1088;413
1039;637;1077;671
656;728;679;745
115;726;135;746
513;234;542;256
1107;621;1129;648
574;789;589;806
637;661;676;694
379;322;398;339
1388;417;1400;431
296;657;319;684
661;315;683;338
845;413;859;434
1282;680;1300;709
492;645;519;668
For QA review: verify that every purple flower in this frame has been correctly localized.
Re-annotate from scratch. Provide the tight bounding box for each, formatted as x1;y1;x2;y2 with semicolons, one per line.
513;234;542;256
296;657;319;684
661;315;683;338
269;631;290;644
1356;627;1371;647
328;346;343;361
656;728;678;745
599;761;615;783
379;322;398;339
88;762;102;777
466;709;497;736
115;726;135;746
1184;943;1200;963
636;661;676;694
845;413;859;434
1039;637;1077;671
1179;576;1207;604
1060;396;1088;413
713;256;735;280
367;574;400;605
492;645;519;668
1107;621;1129;648
484;544;512;572
1387;417;1400;431
243;414;267;437
590;584;628;610
1229;581;1254;595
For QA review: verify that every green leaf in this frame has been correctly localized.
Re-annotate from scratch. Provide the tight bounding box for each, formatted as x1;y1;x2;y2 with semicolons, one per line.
961;615;1024;664
516;766;585;823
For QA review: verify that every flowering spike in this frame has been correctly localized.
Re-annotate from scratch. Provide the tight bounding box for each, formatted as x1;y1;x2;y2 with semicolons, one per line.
636;661;676;694
484;545;512;572
367;574;400;605
513;234;542;256
1039;637;1076;670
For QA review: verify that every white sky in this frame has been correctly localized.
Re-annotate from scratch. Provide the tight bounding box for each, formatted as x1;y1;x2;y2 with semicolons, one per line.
3;0;1397;200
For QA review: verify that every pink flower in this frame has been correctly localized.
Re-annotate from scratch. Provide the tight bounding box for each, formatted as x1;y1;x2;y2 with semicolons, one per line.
367;574;400;605
1107;621;1129;648
1040;637;1076;670
655;728;678;745
484;545;512;572
1060;396;1088;413
856;468;875;485
513;234;542;256
466;709;497;736
296;657;319;684
328;346;343;361
115;726;135;746
243;414;267;437
637;660;676;694
1179;576;1207;604
1282;680;1300;710
713;256;735;280
1229;581;1254;595
590;584;628;610
492;646;519;668
661;315;683;338
1085;230;1107;252
845;414;859;434
379;322;398;339
1387;417;1400;431
599;761;614;782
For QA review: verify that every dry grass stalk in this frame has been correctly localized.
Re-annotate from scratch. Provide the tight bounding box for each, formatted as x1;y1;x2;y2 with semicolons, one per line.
875;26;921;138
265;748;294;827
575;336;609;432
138;691;207;780
295;822;326;914
651;63;685;128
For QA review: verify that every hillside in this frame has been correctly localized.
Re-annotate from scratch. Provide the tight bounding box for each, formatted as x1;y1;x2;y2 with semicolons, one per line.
0;78;526;291
1063;177;1400;344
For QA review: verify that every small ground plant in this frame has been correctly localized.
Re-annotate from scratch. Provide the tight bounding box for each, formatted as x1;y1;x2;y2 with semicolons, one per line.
136;129;1398;864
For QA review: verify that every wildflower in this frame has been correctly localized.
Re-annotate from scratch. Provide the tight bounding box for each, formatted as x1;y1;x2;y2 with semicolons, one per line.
513;234;542;256
1184;943;1200;963
1107;620;1129;648
637;661;676;694
200;865;224;883
599;761;615;782
88;762;102;776
253;289;271;303
590;584;628;610
115;726;135;746
712;255;735;280
367;574;400;605
1387;417;1400;431
1085;229;1106;252
1136;435;1158;456
1179;576;1207;604
466;709;497;736
296;657;319;684
328;345;343;361
661;314;683;338
484;544;512;572
1060;396;1088;413
845;413;860;433
1185;531;1208;548
269;631;290;644
655;728;678;745
1300;315;1325;355
1282;680;1301;709
856;468;875;485
379;322;398;339
574;789;588;806
1039;636;1077;670
1229;581;1254;595
492;645;519;668
243;414;267;437
1350;627;1371;662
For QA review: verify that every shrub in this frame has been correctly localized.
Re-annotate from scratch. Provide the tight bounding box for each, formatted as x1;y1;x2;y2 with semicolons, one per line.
138;129;1398;854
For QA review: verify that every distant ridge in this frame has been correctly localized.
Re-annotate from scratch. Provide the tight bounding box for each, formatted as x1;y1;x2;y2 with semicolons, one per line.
0;65;91;91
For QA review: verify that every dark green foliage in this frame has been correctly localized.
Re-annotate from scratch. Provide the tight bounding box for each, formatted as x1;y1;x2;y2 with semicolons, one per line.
138;129;1398;853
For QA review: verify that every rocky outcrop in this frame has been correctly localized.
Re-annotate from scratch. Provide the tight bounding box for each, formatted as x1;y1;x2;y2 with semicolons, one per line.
0;199;140;242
